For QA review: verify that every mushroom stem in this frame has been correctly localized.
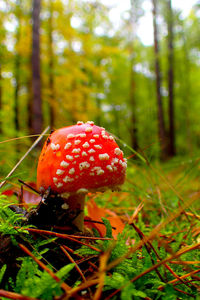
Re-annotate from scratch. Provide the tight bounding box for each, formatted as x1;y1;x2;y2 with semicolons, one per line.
63;194;85;232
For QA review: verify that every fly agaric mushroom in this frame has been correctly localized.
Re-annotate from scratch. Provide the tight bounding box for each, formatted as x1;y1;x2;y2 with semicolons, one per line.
37;121;127;231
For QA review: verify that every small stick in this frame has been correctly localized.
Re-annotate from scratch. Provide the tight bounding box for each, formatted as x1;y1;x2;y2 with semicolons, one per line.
0;126;50;189
18;227;112;240
18;179;40;194
0;289;39;300
19;243;71;293
60;246;86;282
85;218;116;229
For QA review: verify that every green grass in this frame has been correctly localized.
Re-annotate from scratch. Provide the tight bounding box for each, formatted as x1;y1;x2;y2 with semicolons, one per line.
0;155;199;299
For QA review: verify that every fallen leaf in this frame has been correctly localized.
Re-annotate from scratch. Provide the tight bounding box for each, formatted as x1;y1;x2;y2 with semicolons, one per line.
2;182;41;206
85;198;125;239
21;182;41;205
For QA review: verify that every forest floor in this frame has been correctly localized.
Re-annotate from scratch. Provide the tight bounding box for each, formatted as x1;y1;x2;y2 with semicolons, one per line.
0;155;200;299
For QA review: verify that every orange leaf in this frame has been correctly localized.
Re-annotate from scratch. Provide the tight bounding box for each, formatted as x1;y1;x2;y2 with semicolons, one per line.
2;182;41;206
85;198;125;239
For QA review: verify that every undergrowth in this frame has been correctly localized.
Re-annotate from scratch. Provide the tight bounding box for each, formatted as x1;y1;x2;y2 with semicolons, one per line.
0;156;200;299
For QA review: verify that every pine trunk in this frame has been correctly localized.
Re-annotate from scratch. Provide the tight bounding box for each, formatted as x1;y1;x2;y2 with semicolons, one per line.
167;0;175;156
32;0;42;134
48;0;55;129
152;0;168;160
0;63;2;134
14;0;22;133
180;27;192;154
129;63;138;150
14;54;20;133
129;0;138;151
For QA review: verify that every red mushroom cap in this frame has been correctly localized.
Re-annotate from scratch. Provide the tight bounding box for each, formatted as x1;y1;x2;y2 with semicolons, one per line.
37;121;127;195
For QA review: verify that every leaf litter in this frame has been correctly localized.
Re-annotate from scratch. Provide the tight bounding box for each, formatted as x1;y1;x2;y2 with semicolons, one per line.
0;136;199;299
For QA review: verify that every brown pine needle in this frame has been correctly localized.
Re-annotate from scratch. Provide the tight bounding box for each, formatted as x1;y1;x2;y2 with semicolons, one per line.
169;260;200;265
185;211;200;221
174;287;196;297
0;134;49;145
63;279;99;299
0;126;50;189
130;243;200;284
128;202;144;223
60;245;86;282
130;222;190;287
104;243;200;299
106;192;199;272
63;235;102;252
0;289;39;300
20;227;111;241
93;251;110;300
18;243;71;293
166;268;200;286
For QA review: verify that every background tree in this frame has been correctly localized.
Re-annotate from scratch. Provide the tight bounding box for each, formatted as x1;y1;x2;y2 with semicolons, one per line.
127;0;143;151
152;0;168;160
13;0;22;133
31;0;42;134
0;0;200;169
166;0;175;157
0;20;4;135
48;0;55;128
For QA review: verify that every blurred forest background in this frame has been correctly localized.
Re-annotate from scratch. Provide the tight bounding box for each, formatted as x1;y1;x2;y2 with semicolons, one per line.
1;0;200;177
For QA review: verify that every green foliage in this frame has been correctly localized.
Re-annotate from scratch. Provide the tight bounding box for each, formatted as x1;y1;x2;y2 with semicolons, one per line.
121;283;147;300
1;157;200;299
101;217;113;238
0;201;27;236
11;257;74;300
75;213;199;299
1;0;200;296
1;0;200;167
0;264;7;284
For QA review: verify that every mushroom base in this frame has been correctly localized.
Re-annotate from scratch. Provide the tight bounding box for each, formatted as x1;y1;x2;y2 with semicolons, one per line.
62;193;85;232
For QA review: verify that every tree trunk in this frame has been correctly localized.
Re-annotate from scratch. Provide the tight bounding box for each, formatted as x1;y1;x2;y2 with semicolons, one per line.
180;26;192;154
32;0;42;134
167;0;175;157
27;66;33;134
129;63;138;150
14;1;21;133
152;0;168;160
14;53;20;132
0;63;2;134
48;0;55;129
13;0;21;159
129;0;138;151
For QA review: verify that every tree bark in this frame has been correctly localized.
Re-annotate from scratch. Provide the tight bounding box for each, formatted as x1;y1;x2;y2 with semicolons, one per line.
48;0;55;129
14;1;21;133
129;63;138;150
14;53;20;132
182;35;192;154
152;0;168;160
129;0;138;151
32;0;42;134
0;63;2;134
167;0;175;156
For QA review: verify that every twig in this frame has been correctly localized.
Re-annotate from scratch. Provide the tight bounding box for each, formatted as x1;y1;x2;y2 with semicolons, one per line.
159;268;200;289
104;243;200;300
18;227;111;240
18;179;40;194
131;222;166;283
60;246;86;282
0;289;39;300
93;251;110;300
0;126;50;189
105;193;199;272
18;243;71;293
